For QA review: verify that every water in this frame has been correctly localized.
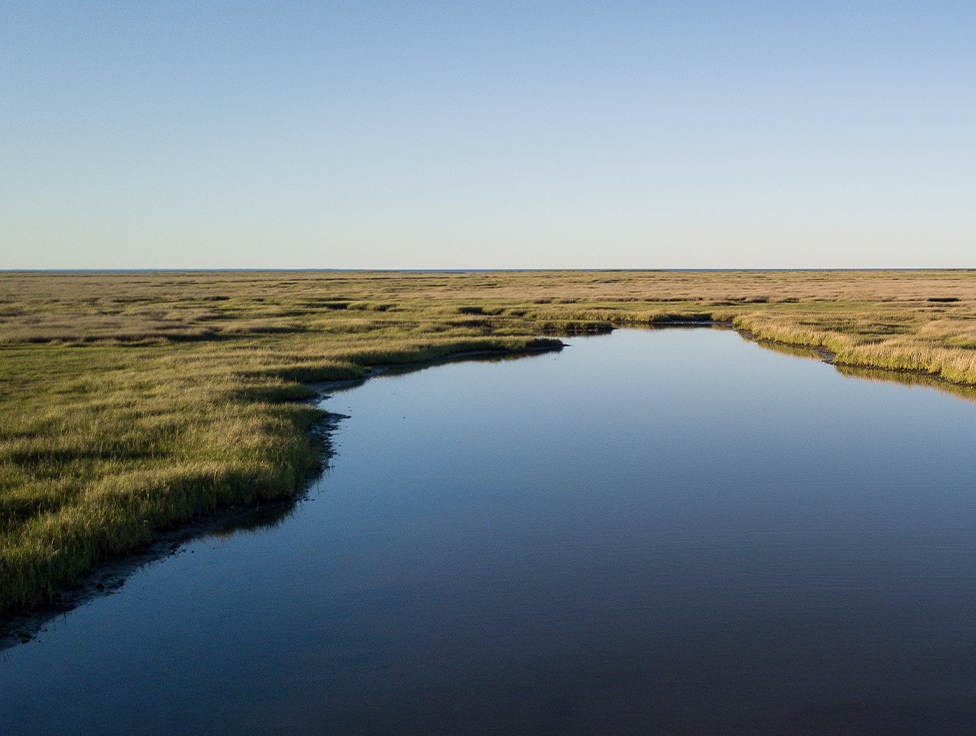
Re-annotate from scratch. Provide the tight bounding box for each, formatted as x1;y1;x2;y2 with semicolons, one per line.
3;328;976;735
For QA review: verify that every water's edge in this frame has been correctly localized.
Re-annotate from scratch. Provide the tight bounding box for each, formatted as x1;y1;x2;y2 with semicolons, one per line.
0;343;564;649
2;322;971;650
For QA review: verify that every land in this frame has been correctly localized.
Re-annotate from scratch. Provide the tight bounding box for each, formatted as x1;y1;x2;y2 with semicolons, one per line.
3;269;976;616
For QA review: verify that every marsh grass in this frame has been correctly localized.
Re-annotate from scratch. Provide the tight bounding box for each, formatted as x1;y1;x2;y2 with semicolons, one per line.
4;269;976;614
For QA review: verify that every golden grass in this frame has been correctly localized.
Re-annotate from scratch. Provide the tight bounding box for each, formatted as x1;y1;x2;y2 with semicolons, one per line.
3;269;976;614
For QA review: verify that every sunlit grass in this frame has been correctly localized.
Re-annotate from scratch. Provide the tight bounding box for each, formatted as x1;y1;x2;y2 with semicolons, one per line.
3;269;976;613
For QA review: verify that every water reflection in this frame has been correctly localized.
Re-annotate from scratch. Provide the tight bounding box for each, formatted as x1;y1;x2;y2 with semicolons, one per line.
835;363;976;402
0;477;309;652
0;351;558;649
3;328;976;735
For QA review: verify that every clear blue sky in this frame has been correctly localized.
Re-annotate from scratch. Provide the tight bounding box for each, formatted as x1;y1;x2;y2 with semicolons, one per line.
1;1;973;269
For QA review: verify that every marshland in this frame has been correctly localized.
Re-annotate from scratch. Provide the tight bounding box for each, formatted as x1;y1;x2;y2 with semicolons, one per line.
4;286;976;733
4;269;976;618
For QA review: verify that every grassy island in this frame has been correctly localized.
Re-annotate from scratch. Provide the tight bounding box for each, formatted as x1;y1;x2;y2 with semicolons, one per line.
4;269;976;614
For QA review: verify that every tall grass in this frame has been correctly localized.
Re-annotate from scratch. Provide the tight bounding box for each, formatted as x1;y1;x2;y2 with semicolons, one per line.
4;269;976;614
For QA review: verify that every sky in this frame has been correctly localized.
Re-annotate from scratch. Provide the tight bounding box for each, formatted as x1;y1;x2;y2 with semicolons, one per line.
1;1;974;270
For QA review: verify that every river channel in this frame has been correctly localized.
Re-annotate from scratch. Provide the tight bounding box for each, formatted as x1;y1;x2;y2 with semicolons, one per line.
2;328;975;734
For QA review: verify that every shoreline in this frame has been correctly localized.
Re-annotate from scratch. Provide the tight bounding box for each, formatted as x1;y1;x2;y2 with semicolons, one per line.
7;270;976;634
0;341;564;647
5;322;976;647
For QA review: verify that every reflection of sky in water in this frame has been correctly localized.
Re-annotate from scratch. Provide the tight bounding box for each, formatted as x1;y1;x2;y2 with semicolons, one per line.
3;329;976;735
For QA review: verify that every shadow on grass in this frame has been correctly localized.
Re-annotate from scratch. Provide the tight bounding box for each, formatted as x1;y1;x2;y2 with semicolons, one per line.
0;343;565;651
0;414;343;652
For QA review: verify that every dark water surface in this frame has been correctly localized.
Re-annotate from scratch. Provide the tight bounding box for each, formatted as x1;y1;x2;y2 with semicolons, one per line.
3;328;976;735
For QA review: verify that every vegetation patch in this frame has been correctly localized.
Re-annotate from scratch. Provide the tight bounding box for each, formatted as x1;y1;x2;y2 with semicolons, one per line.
5;269;976;615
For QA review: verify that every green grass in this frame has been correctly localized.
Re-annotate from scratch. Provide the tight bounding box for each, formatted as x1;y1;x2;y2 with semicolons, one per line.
4;269;976;614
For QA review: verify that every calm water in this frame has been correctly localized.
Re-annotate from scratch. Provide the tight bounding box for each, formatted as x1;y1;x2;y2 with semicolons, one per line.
3;328;976;735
